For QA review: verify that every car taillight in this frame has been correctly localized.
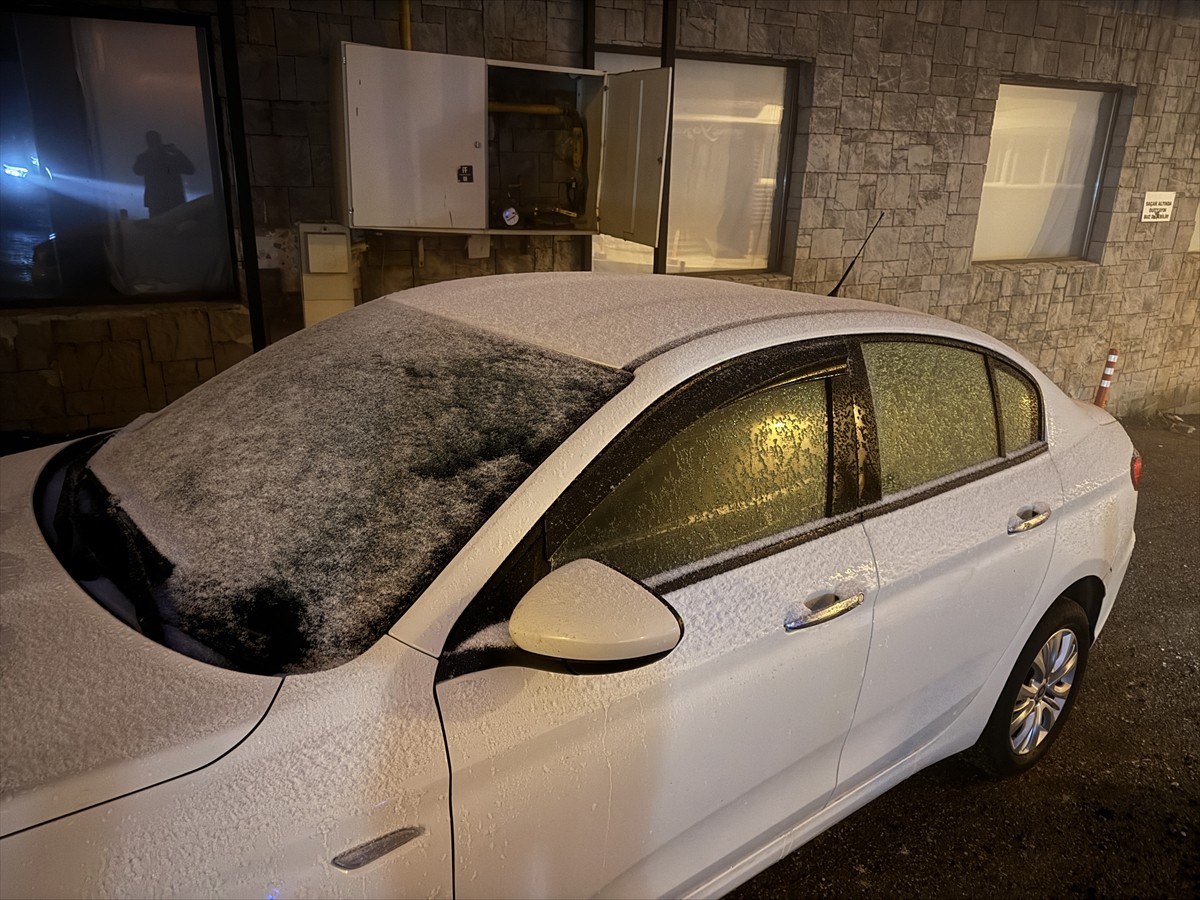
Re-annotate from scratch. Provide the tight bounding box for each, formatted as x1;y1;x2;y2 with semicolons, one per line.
1130;449;1142;491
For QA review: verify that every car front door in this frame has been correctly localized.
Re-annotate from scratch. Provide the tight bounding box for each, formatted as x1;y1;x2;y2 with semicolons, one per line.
435;342;879;899
836;338;1061;791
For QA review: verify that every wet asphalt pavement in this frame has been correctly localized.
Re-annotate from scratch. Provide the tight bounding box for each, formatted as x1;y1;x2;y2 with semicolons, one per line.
731;416;1199;899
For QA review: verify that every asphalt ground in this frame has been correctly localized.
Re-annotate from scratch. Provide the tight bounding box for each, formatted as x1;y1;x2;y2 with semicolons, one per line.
731;415;1200;900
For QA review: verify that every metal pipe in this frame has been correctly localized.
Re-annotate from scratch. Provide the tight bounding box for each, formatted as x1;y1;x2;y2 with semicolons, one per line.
488;101;566;115
654;0;678;272
400;0;412;50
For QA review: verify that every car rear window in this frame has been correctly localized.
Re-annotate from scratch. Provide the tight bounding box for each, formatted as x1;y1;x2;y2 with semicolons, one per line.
86;299;631;674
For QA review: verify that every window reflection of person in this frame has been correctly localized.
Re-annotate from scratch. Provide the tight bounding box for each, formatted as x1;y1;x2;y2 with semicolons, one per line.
132;130;195;217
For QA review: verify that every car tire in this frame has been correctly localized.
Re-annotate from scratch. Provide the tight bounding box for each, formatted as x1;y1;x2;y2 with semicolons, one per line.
974;598;1091;778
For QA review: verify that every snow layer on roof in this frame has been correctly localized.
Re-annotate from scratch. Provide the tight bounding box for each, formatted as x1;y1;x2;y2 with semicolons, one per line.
390;272;890;369
88;300;631;674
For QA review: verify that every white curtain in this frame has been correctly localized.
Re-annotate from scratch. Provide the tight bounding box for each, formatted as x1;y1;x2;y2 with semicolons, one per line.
974;84;1112;262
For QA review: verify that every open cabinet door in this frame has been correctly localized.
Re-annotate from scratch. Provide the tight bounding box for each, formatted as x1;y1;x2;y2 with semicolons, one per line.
599;66;672;247
339;44;488;230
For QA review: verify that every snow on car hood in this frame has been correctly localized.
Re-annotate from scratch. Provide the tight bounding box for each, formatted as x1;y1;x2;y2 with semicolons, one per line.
87;299;631;674
0;443;281;837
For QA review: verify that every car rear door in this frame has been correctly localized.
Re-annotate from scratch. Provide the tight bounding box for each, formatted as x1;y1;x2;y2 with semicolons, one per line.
835;337;1062;792
434;341;879;898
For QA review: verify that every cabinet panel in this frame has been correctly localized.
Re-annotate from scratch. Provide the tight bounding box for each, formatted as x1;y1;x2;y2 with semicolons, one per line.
338;44;487;230
600;67;672;247
334;44;669;245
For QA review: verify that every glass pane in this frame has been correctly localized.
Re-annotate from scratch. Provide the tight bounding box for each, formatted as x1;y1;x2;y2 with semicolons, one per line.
667;59;784;271
994;361;1040;454
974;84;1113;261
554;377;829;581
862;342;999;495
1;12;233;301
592;53;786;273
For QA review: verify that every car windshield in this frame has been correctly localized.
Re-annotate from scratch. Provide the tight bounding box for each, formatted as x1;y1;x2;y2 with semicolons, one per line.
85;298;632;674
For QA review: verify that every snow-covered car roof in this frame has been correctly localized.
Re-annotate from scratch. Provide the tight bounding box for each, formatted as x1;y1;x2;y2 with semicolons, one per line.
393;271;903;368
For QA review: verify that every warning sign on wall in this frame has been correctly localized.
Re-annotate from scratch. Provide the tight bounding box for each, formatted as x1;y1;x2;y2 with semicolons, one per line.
1141;191;1176;222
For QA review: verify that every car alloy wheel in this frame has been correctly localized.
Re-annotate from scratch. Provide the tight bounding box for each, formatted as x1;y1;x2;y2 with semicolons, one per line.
973;598;1091;777
1009;627;1078;755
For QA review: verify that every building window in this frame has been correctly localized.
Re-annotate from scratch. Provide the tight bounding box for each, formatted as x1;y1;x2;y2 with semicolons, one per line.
592;52;792;275
0;10;234;303
974;83;1117;262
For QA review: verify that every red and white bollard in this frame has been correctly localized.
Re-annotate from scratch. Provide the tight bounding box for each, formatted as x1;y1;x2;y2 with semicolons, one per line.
1093;347;1119;409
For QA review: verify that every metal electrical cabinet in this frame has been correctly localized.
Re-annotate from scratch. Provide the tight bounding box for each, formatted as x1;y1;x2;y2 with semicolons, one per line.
332;42;671;246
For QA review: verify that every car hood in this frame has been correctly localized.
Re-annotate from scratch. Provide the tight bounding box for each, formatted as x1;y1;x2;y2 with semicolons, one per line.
0;443;281;838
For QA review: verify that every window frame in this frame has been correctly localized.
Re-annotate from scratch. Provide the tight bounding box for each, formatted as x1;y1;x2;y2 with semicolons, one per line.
1;2;252;312
973;77;1121;264
591;43;802;276
847;334;1048;521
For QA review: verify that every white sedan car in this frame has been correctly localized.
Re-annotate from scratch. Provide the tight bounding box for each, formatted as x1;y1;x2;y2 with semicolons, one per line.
1;273;1138;899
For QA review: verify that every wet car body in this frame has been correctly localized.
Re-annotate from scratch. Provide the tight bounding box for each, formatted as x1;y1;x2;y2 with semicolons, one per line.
0;273;1137;898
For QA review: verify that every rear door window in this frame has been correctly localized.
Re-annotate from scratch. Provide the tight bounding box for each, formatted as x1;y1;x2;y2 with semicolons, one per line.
860;341;999;495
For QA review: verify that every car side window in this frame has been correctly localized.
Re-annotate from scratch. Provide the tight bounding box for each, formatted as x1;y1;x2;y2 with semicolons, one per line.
551;376;831;582
992;359;1041;454
861;341;999;495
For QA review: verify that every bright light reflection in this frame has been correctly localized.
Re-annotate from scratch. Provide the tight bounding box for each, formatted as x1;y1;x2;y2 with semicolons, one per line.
31;171;141;208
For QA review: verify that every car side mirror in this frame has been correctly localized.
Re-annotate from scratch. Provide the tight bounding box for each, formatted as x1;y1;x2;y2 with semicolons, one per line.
509;559;683;666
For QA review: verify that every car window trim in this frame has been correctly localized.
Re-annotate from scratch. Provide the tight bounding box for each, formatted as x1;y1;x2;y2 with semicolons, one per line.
985;354;1007;458
856;442;1049;525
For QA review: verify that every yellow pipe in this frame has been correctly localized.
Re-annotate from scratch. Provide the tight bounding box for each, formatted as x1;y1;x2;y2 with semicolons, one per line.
488;101;566;115
400;0;412;50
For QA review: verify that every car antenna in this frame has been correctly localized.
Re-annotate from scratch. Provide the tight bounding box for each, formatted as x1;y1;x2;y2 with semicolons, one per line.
828;212;885;298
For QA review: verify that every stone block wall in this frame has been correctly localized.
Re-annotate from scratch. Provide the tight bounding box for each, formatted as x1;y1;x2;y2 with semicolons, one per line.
599;0;1200;415
0;305;253;436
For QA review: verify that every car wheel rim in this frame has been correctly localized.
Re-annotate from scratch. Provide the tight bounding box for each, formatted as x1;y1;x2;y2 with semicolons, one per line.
1009;627;1078;756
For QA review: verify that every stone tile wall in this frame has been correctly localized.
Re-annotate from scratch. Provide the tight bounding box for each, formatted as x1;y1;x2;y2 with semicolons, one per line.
599;0;1200;415
0;305;253;435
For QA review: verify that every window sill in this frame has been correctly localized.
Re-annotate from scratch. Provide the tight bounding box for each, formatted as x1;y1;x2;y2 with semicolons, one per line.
0;298;246;318
971;258;1100;273
969;256;1099;271
695;270;794;290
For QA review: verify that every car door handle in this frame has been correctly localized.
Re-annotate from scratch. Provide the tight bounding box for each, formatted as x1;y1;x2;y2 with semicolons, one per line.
1008;502;1052;534
784;591;865;632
